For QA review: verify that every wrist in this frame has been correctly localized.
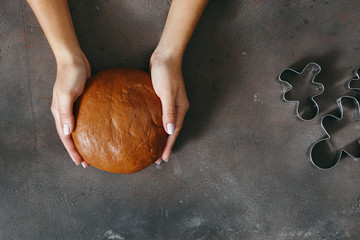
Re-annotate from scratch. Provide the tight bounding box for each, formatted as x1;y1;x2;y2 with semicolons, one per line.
153;44;184;62
54;47;84;66
152;46;184;67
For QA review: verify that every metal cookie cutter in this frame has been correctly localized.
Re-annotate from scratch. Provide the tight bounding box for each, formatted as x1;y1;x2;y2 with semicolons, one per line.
309;96;360;169
278;62;324;121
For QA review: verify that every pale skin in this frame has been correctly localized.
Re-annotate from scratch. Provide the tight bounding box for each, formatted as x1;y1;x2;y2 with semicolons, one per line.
26;0;209;168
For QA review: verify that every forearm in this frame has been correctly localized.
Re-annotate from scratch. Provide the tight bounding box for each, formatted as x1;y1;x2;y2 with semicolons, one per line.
26;0;82;63
155;0;209;61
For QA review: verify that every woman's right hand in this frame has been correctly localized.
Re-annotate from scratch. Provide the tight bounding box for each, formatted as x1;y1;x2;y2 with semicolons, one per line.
51;51;91;168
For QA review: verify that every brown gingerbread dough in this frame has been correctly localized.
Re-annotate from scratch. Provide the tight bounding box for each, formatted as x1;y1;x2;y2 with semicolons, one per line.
72;68;167;173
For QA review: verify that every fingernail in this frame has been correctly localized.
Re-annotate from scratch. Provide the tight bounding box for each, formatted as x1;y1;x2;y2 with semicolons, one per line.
167;123;174;135
155;159;162;165
63;123;70;136
162;154;169;162
81;162;87;168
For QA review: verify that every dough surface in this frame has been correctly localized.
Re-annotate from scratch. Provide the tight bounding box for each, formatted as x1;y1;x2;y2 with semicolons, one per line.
72;68;167;173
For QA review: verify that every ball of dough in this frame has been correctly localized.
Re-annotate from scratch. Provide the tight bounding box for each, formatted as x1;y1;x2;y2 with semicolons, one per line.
72;68;167;173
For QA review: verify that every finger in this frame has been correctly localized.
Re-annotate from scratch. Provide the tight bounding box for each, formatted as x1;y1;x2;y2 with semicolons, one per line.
161;101;189;161
61;134;84;166
155;158;162;165
162;135;175;162
53;111;84;166
161;94;177;135
52;95;86;166
58;94;75;136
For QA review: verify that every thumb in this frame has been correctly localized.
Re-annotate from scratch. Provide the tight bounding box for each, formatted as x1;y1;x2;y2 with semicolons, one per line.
161;96;176;135
58;95;75;136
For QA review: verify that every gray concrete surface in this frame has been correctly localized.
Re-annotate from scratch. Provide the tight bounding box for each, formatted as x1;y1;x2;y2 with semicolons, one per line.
1;0;360;239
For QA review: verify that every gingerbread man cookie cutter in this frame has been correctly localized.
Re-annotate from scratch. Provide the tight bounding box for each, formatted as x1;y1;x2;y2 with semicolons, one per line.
278;62;324;121
308;96;360;169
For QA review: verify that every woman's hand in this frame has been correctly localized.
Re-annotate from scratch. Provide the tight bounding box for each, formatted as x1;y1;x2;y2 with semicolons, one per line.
51;52;91;167
150;50;190;163
26;0;94;167
149;0;208;164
